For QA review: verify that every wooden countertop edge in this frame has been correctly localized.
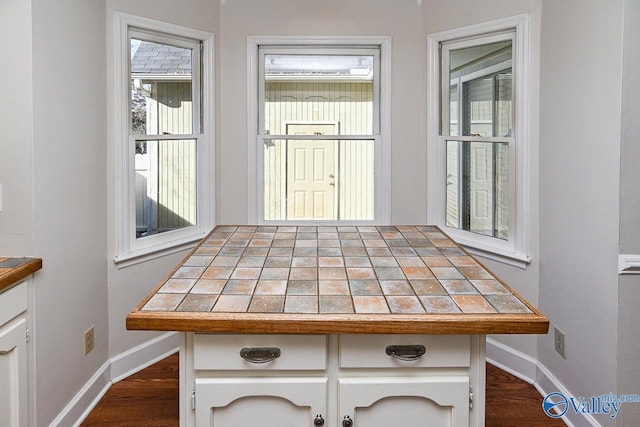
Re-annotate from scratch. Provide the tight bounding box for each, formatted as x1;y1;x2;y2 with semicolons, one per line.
126;311;549;335
0;258;43;293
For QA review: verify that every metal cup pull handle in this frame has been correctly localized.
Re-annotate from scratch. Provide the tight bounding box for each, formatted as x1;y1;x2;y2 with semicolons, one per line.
239;347;281;363
385;344;426;361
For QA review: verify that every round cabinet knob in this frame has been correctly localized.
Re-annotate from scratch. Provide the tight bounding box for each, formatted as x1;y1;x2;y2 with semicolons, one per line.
314;414;325;426
342;415;354;427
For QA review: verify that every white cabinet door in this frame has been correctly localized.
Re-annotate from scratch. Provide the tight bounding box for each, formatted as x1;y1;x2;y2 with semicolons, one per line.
0;318;27;427
195;377;327;427
339;376;469;427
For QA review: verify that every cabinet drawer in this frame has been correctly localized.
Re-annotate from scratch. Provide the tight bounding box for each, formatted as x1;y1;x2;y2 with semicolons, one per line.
0;281;27;326
193;334;327;370
339;334;470;368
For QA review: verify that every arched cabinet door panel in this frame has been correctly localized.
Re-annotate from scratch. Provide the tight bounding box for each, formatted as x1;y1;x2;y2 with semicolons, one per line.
338;376;470;427
195;377;327;427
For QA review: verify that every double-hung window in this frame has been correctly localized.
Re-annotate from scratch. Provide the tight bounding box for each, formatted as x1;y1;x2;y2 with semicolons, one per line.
249;37;391;224
427;15;533;267
115;14;214;264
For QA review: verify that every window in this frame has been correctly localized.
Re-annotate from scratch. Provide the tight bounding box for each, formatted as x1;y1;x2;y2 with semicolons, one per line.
248;37;391;224
443;36;513;241
427;15;533;267
115;14;214;264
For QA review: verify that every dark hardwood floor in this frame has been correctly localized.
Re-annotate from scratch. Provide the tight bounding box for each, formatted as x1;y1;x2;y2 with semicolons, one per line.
81;353;565;426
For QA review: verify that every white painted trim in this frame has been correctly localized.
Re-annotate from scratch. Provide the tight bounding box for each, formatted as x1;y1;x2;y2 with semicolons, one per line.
618;254;640;274
110;332;179;382
51;332;179;426
486;338;601;427
486;337;536;384
113;12;215;262
427;13;537;265
535;363;599;427
113;234;203;268
48;360;111;427
459;240;531;270
247;35;391;225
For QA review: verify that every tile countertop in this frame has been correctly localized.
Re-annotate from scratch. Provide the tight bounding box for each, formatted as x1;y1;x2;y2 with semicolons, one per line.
126;226;549;335
0;257;43;294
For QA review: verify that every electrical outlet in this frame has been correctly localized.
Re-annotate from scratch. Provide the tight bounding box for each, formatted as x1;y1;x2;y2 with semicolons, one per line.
554;326;566;358
84;326;95;355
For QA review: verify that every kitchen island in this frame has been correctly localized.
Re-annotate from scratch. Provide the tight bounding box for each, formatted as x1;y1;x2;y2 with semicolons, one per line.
127;225;548;427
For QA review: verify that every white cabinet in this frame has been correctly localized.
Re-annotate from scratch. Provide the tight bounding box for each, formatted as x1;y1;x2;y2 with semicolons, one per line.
182;333;485;427
0;281;29;427
195;378;327;427
337;334;476;427
339;377;469;427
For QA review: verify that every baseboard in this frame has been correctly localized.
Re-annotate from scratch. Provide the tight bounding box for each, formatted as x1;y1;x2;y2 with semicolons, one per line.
486;337;537;384
487;338;600;427
110;332;179;382
535;362;600;427
50;332;179;427
48;360;111;427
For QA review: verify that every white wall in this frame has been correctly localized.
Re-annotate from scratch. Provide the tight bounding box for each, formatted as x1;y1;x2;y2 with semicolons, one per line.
538;1;623;426
217;0;427;225
617;0;640;424
30;0;108;424
0;0;34;255
105;0;219;358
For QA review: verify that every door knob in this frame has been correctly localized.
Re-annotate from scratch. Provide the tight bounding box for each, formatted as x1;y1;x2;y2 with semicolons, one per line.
314;414;325;426
342;415;353;427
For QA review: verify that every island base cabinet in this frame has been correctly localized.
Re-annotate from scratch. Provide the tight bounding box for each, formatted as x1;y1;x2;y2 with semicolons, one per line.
195;377;327;427
183;333;484;427
339;377;470;427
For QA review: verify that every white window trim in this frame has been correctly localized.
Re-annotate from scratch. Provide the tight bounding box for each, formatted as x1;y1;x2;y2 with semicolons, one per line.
427;14;536;269
247;36;392;225
619;254;640;275
113;13;215;267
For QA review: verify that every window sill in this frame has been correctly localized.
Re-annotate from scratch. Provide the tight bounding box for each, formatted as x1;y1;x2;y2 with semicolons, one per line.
113;234;205;269
461;244;531;270
441;229;530;270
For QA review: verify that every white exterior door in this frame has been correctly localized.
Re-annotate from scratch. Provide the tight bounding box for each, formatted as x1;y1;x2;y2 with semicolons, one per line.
286;123;337;220
468;142;494;235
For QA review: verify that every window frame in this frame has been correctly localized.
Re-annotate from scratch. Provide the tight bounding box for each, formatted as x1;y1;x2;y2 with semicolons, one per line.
114;13;215;266
247;36;391;225
427;14;534;268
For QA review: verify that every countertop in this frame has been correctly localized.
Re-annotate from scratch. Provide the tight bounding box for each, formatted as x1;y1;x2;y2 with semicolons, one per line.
126;226;548;335
0;257;42;293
